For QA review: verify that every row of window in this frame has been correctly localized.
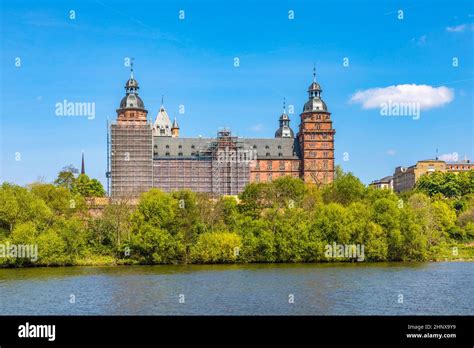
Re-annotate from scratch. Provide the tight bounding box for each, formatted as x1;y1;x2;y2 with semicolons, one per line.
153;144;286;151
254;161;299;170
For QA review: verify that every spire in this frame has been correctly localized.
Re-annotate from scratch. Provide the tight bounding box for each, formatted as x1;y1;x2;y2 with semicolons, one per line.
125;58;139;94
81;150;85;175
161;94;164;106
313;63;316;82
171;117;180;138
172;117;179;129
282;97;286;114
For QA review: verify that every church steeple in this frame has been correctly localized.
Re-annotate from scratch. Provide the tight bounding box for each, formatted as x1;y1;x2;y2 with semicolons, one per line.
81;150;85;175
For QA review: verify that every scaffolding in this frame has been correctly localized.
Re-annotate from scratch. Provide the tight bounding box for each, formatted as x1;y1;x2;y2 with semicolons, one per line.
151;129;250;195
110;123;153;198
210;129;249;195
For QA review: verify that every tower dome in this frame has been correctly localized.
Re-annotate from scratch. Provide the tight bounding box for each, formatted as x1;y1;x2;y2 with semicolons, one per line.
119;60;145;110
303;68;327;112
275;98;294;138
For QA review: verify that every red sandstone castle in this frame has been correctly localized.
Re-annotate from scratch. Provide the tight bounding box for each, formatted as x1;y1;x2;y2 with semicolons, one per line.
109;66;335;197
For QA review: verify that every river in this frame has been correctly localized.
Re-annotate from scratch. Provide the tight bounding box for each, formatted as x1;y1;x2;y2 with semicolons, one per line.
0;262;472;315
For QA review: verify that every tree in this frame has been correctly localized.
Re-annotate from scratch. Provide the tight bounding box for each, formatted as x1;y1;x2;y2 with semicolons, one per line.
322;167;366;205
190;232;241;263
130;223;179;264
73;174;105;197
54;165;78;190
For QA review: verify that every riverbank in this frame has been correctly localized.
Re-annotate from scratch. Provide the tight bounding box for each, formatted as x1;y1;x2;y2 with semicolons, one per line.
1;242;473;268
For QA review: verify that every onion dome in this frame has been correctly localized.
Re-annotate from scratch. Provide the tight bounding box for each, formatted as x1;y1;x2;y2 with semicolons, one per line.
275;98;295;138
303;67;328;112
119;60;145;110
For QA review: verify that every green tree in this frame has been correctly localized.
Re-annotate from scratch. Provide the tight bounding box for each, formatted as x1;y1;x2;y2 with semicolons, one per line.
54;165;78;190
190;231;241;263
322;167;366;205
73;174;105;197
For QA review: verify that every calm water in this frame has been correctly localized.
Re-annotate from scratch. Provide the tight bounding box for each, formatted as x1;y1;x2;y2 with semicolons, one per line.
0;262;472;315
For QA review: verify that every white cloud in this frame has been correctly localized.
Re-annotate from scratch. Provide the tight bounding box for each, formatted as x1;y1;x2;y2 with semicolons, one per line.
438;153;459;162
446;23;474;32
350;84;454;111
446;24;466;32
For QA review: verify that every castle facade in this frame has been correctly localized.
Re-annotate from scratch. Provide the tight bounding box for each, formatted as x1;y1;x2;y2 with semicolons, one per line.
109;67;335;197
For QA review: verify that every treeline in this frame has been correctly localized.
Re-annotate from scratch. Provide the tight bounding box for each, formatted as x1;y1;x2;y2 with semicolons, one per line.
0;168;473;266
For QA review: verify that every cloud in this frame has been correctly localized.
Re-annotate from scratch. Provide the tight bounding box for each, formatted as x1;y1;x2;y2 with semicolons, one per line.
446;23;474;32
386;149;397;156
411;35;427;46
438;153;459;162
350;84;454;111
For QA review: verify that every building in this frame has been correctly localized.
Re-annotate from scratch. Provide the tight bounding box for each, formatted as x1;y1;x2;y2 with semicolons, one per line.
369;176;393;190
393;159;446;193
446;160;474;173
391;158;473;193
109;65;335;198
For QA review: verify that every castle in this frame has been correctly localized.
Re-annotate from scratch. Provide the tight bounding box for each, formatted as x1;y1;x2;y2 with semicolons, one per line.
109;65;335;197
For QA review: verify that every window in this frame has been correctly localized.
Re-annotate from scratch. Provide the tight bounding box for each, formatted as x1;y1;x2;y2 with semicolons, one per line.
255;162;260;170
278;145;281;149
166;145;170;149
278;152;283;157
265;145;269;149
165;152;170;156
178;152;183;156
267;161;272;170
279;161;285;170
255;174;260;182
266;152;270;157
178;145;182;149
323;160;328;169
268;173;272;182
323;151;328;158
191;145;195;149
154;145;158;148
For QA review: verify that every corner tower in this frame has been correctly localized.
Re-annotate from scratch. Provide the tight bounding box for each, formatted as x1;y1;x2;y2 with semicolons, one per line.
298;68;335;184
110;61;153;198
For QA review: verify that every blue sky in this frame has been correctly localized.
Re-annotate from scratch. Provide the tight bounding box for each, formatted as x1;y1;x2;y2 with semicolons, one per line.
1;0;473;186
